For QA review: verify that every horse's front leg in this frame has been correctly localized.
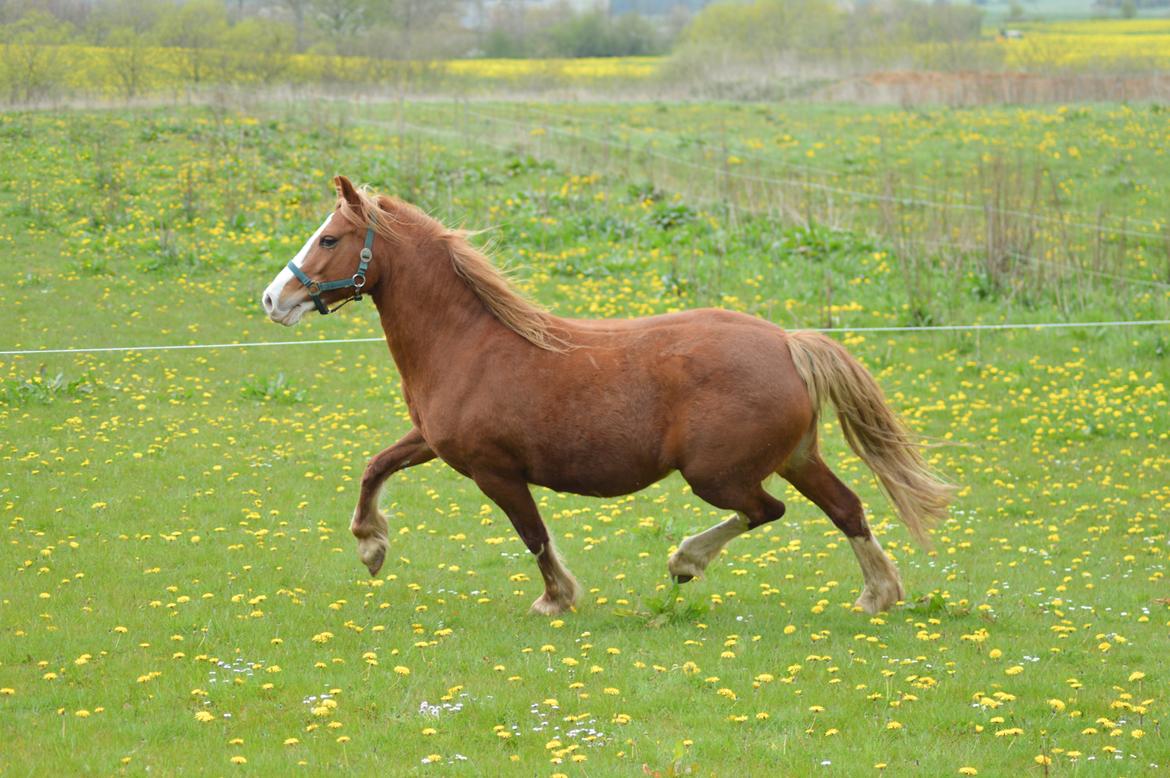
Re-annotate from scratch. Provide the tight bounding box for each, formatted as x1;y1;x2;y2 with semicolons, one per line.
474;473;580;616
352;427;435;576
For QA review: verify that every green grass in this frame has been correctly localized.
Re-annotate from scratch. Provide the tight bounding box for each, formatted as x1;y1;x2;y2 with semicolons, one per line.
1;102;1168;776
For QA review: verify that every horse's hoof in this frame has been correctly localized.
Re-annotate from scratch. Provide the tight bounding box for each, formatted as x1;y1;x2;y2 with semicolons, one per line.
356;533;387;577
853;581;904;614
361;544;386;577
667;548;705;583
353;510;389;577
530;592;572;616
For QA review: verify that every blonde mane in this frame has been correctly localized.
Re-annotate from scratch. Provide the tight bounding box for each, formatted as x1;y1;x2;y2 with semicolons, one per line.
337;188;569;353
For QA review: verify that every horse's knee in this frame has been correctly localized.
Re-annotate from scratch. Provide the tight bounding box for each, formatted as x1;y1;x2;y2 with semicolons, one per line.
360;461;383;492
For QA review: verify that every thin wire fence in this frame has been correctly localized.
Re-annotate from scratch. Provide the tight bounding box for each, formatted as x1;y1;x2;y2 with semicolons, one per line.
4;319;1168;359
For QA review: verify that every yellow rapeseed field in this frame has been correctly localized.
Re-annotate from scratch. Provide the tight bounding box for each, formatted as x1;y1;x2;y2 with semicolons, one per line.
999;19;1170;69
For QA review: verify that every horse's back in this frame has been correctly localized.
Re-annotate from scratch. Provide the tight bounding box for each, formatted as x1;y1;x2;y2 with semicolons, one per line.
566;308;803;390
569;307;778;337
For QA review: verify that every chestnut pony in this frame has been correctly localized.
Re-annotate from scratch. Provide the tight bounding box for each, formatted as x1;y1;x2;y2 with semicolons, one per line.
262;177;954;615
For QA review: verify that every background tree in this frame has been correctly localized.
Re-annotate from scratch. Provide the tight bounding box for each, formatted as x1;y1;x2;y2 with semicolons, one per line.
484;0;531;57
385;0;464;59
677;0;984;71
310;0;369;48
158;0;228;84
280;0;312;51
547;10;664;57
90;0;167;99
0;9;74;102
222;17;295;84
680;0;842;61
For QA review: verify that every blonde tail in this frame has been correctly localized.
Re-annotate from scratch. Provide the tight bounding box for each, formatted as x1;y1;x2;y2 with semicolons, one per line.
786;330;955;546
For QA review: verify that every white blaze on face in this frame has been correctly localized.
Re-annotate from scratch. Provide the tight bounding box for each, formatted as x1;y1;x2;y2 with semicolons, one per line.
261;214;333;326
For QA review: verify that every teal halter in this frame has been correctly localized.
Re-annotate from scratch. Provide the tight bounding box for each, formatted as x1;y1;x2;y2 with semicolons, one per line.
287;216;377;315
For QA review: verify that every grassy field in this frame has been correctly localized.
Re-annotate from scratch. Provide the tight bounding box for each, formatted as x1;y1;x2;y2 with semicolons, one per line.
1;102;1168;775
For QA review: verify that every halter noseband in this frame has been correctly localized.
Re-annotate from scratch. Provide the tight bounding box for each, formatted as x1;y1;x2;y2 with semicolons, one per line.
287;216;377;315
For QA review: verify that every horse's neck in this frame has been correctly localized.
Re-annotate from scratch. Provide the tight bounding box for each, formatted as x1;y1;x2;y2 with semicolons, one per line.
371;236;497;393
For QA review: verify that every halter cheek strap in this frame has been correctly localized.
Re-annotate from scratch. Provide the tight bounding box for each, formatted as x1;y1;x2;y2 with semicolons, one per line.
287;217;377;315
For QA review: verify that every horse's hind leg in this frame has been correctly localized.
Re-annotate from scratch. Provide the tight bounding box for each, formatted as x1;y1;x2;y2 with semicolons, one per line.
779;454;904;613
474;473;580;616
668;483;786;583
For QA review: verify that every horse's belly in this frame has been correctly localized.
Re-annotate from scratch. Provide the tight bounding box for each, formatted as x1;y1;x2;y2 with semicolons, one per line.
531;466;669;498
526;443;669;498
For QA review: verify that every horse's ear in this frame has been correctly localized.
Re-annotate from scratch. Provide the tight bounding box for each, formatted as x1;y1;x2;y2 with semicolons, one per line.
334;175;361;208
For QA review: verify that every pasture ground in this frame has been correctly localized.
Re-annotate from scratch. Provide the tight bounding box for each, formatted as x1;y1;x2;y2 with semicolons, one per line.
1;102;1168;775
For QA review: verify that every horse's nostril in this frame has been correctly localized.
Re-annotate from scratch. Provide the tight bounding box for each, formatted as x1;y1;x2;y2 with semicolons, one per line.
263;292;273;313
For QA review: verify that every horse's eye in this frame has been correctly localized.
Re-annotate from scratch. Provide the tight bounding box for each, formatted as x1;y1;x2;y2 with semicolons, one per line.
319;236;339;249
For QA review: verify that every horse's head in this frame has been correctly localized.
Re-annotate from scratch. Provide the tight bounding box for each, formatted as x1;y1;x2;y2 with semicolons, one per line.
262;175;380;326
